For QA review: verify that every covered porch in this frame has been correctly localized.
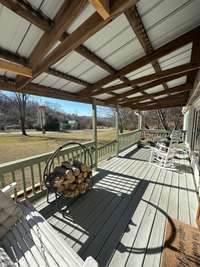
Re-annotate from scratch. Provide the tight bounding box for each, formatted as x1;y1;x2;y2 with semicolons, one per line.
0;0;200;266
3;143;198;267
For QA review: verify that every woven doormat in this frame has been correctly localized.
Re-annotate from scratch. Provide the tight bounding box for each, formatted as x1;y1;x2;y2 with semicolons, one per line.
162;219;200;267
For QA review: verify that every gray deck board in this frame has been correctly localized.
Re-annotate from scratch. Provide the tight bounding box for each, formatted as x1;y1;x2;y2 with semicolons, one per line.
33;145;198;267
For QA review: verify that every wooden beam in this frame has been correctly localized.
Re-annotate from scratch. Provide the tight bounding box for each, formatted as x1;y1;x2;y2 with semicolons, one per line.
89;0;110;20
125;6;168;91
104;72;193;103
0;0;51;31
0;77;110;107
17;0;139;88
101;62;200;93
96;64;199;103
0;58;32;77
136;102;187;111
129;93;188;109
0;47;28;66
46;68;91;87
29;0;88;68
120;83;192;106
79;26;200;96
187;39;200;84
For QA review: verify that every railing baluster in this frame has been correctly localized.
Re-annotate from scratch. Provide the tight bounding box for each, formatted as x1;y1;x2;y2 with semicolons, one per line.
30;165;35;196
38;163;42;191
21;168;27;199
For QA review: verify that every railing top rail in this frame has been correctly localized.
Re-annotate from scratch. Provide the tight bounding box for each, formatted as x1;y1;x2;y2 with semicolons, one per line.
119;129;140;137
0;141;94;173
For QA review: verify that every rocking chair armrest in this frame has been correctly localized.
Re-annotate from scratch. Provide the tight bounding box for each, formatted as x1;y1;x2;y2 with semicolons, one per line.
83;257;99;267
1;182;17;194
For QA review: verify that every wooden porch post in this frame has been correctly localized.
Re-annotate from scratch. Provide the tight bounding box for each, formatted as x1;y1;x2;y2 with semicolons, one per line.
115;105;120;156
138;111;142;130
92;101;98;169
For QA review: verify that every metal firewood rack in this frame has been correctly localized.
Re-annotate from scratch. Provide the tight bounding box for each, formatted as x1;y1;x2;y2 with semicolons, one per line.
43;141;93;210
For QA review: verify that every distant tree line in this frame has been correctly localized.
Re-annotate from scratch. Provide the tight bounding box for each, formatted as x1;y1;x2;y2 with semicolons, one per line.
0;92;114;135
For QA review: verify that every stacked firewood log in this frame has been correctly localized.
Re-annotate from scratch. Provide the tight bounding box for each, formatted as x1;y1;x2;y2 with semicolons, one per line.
50;160;92;198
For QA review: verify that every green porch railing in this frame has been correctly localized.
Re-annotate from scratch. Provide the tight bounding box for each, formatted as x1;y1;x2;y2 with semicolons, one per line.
141;129;170;141
119;130;141;151
0;129;143;200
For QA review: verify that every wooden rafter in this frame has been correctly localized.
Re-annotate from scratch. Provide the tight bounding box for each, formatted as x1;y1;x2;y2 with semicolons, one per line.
0;47;28;66
28;0;88;68
129;92;188;108
46;68;91;87
91;62;200;103
93;72;193;105
187;39;200;84
0;77;94;104
79;26;200;96
125;6;169;94
120;83;192;106
0;58;32;77
89;0;110;20
137;102;187;111
0;0;52;31
17;0;139;89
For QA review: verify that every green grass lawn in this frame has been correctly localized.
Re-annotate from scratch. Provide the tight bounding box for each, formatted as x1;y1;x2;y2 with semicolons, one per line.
0;129;117;163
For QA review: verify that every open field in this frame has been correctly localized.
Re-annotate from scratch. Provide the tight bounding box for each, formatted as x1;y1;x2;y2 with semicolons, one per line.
0;129;117;164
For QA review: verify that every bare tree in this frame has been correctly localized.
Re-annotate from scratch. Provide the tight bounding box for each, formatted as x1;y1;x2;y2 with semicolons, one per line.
14;93;29;135
156;110;169;130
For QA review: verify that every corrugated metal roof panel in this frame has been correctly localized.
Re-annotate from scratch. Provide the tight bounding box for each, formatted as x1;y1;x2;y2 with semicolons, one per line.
93;93;112;100
127;92;143;98
84;14;145;70
79;65;109;83
139;99;151;103
126;64;155;79
167;76;187;88
154;94;168;100
158;43;192;70
103;79;122;88
113;87;132;94
27;0;43;10
32;73;48;84
67;3;95;33
145;84;164;94
17;24;44;57
40;0;65;19
61;82;85;93
0;5;30;52
138;0;200;48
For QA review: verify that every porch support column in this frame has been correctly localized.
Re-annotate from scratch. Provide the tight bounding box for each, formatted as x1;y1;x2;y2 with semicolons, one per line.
92;101;98;170
115;105;120;156
138;111;142;130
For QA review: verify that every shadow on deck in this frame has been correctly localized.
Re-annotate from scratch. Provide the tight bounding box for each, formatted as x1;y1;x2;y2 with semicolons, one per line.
34;146;198;267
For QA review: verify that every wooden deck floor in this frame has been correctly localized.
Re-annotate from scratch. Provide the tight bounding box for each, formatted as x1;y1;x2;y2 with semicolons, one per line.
34;145;198;267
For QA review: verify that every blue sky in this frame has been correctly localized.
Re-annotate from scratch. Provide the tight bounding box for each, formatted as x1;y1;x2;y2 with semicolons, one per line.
2;91;112;117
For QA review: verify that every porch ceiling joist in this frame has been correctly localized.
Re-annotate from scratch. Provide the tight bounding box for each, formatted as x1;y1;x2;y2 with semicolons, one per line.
94;62;200;95
89;0;110;20
0;0;52;31
138;102;187;111
125;6;169;93
0;58;32;77
187;39;200;85
0;77;98;105
129;92;188;109
79;26;200;97
120;83;192;106
46;68;91;87
17;0;139;89
28;0;88;68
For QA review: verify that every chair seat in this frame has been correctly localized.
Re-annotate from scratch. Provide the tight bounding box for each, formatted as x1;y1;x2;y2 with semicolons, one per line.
0;201;86;267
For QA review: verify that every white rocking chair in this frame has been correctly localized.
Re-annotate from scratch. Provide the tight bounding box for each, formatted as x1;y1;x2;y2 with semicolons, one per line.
0;183;98;267
149;142;176;169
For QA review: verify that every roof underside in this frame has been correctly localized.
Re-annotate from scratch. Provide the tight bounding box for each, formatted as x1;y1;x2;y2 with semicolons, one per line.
0;0;200;110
